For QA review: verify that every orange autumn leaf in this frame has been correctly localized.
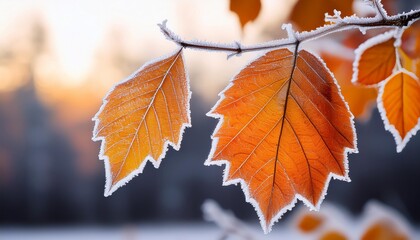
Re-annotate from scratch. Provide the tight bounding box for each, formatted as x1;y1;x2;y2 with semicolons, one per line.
297;213;324;233
322;52;377;120
361;221;409;240
379;70;420;152
93;49;191;196
230;0;261;28
353;32;396;86
207;48;357;233
289;0;353;31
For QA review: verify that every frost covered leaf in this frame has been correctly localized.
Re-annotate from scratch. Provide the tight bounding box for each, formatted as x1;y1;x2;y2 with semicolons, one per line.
93;49;191;196
230;0;261;28
353;32;396;86
289;0;353;31
207;48;357;233
379;70;420;152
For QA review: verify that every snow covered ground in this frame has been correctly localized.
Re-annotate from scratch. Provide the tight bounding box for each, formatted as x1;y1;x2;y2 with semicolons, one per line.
2;201;420;239
0;223;295;240
1;224;419;240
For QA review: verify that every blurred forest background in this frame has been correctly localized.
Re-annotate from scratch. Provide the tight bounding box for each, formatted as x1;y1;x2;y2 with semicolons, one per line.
0;0;420;233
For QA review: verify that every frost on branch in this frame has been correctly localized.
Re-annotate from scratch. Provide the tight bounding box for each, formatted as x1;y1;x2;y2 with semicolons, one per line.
371;0;389;19
158;20;182;46
282;23;297;42
158;20;243;56
324;10;343;24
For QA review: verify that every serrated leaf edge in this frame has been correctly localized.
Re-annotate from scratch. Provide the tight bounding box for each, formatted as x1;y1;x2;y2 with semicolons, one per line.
92;48;191;196
205;49;358;233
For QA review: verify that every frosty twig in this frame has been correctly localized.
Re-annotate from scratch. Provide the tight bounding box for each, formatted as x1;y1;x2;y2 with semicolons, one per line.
159;2;420;57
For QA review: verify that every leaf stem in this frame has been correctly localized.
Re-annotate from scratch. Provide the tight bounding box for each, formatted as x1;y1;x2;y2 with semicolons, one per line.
158;8;420;57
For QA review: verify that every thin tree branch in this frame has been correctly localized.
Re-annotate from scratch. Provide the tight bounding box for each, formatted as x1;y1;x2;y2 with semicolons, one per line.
372;0;388;20
158;5;420;57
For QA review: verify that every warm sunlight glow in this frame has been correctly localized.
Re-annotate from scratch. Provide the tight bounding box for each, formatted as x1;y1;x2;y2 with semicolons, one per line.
0;0;291;98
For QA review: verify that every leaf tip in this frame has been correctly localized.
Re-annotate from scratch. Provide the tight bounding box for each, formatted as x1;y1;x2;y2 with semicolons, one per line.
104;177;118;197
104;181;122;197
104;189;112;197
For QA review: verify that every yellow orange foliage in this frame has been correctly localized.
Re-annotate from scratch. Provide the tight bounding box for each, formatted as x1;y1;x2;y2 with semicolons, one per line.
90;0;420;233
354;36;396;86
93;49;190;196
379;70;420;152
207;48;356;232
